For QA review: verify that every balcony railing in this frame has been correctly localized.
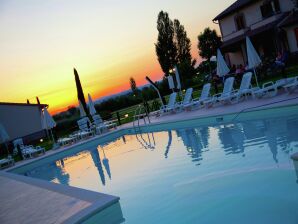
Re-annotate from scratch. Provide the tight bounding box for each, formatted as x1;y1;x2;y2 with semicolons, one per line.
222;13;284;42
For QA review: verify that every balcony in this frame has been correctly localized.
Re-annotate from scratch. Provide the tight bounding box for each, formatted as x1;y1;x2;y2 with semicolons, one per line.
222;28;249;42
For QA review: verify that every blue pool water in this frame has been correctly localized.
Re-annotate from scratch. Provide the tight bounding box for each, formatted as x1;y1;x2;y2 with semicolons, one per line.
21;107;298;223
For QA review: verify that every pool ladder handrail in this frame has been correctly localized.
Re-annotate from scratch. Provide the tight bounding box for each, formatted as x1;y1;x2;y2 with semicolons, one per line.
133;104;151;133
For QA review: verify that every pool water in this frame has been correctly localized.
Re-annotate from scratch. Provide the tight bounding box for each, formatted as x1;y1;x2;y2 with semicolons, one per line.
23;109;298;224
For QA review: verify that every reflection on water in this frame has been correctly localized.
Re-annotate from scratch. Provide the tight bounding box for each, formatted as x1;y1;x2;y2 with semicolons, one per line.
164;131;172;158
23;112;298;224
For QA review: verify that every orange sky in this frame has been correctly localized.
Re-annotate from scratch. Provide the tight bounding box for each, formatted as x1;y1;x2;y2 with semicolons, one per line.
0;0;234;114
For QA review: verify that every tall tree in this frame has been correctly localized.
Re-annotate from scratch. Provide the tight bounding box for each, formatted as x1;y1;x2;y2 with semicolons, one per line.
173;19;196;83
129;77;138;96
173;19;192;65
74;68;88;116
155;11;177;76
197;27;222;62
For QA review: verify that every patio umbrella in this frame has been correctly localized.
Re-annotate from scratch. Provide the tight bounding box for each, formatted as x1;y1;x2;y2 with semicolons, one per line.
42;108;56;145
0;123;10;154
246;36;261;87
88;94;97;116
174;66;182;91
79;100;86;118
167;75;175;92
216;49;230;79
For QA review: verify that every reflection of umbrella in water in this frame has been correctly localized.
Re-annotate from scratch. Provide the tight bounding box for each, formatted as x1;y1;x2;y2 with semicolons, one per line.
102;148;111;179
90;148;106;185
164;131;172;159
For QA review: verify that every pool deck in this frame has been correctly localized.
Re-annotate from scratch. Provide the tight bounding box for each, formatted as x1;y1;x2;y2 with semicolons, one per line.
123;90;298;127
0;171;121;224
1;90;298;224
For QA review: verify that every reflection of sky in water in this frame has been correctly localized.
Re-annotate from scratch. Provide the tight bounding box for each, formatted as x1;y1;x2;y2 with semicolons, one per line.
24;114;298;224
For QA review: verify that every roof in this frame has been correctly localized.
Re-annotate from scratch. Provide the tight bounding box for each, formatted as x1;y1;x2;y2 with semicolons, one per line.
214;0;259;21
278;10;298;27
0;102;48;108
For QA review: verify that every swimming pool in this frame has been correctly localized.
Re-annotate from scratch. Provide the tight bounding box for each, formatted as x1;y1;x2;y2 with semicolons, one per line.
14;105;298;223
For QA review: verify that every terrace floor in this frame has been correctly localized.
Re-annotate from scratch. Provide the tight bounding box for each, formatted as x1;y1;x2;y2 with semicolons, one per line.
0;172;120;224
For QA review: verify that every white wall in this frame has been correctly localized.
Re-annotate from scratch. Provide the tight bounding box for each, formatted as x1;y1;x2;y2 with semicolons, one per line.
279;0;296;12
0;105;43;141
285;25;298;53
228;51;245;66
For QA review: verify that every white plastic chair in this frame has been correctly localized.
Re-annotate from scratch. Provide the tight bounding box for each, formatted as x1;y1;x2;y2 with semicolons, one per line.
160;92;178;114
13;138;45;159
176;88;193;110
284;76;298;94
233;72;254;101
205;77;235;106
184;83;211;109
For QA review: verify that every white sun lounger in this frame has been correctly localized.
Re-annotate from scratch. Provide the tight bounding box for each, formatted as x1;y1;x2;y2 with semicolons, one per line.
160;92;178;114
0;156;14;169
253;77;296;98
13;138;45;159
284;76;298;94
92;114;116;134
183;83;211;109
233;72;255;101
205;77;236;106
176;88;193;110
77;117;94;136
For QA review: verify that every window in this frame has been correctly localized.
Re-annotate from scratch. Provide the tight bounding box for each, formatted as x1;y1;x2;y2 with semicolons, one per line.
260;0;281;18
235;14;246;31
295;27;298;47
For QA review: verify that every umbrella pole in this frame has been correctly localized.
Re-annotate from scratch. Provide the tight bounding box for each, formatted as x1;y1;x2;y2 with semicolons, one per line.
253;68;259;87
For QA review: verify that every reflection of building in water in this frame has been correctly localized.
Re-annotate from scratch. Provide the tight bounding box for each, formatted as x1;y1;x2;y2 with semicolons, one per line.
218;124;245;155
176;128;207;165
164;131;172;158
291;154;298;184
90;148;106;186
237;116;298;163
25;159;70;185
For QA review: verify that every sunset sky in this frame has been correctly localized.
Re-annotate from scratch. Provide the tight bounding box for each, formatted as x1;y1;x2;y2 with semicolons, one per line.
0;0;234;114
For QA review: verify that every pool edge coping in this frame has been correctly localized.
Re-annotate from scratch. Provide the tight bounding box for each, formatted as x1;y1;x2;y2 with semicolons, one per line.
0;171;121;224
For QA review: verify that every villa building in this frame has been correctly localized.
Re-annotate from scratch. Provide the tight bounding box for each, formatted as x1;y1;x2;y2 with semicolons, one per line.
0;102;47;143
213;0;298;66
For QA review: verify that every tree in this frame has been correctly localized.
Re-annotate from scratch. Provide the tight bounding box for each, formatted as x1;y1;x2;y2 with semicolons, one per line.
129;77;138;96
173;19;196;85
197;28;222;61
155;11;177;76
173;19;192;65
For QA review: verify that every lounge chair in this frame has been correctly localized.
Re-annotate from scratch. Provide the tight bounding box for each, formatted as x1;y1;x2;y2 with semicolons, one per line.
58;136;76;146
184;83;211;109
205;77;236;107
13;138;45;159
233;72;255;101
283;76;298;94
160;92;178;114
0;156;14;169
253;81;278;98
92;114;116;134
176;88;193;110
253;76;296;98
77;117;94;136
